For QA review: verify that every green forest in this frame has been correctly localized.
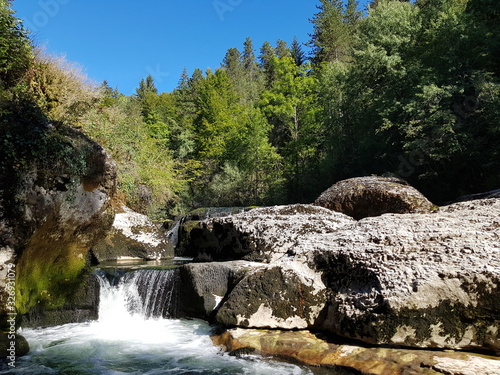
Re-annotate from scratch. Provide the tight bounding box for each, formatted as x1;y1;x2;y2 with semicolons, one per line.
1;0;499;218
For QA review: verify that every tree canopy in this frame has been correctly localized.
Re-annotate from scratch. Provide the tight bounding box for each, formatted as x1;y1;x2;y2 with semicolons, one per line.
3;0;499;216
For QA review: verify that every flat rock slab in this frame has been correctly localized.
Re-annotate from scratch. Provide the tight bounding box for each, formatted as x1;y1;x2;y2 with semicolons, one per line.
213;328;500;375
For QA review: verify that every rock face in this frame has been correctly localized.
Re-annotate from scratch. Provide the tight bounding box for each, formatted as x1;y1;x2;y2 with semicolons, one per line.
20;273;100;328
0;126;116;317
178;261;265;319
315;176;436;219
170;207;253;258
186;204;353;262
92;206;173;262
184;199;500;354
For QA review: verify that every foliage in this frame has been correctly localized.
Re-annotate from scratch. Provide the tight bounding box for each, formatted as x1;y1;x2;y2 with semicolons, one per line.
3;0;500;217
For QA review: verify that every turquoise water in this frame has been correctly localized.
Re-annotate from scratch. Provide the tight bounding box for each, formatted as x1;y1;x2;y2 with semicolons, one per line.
0;270;347;374
4;319;317;374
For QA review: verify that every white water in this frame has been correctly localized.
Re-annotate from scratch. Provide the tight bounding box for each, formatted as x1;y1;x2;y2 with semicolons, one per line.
1;271;328;375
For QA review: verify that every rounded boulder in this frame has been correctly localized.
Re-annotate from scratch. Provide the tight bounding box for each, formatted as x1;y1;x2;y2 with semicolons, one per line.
315;176;435;220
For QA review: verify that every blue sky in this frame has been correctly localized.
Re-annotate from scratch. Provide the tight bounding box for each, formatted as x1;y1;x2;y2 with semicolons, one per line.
13;0;370;95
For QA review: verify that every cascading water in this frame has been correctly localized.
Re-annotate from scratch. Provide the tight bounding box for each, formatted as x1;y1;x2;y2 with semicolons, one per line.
1;269;339;375
103;269;180;319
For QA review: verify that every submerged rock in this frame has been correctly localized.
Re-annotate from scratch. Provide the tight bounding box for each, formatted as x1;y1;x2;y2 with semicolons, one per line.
213;328;500;375
187;199;500;353
314;176;436;219
92;205;173;262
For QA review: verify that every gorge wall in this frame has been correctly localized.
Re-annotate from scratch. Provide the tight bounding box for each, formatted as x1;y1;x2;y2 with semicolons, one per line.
0;124;117;347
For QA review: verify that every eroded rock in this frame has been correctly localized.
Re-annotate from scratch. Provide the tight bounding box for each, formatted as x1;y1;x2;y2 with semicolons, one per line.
178;261;265;319
214;261;326;329
314;176;436;219
188;199;500;353
0;127;116;319
213;328;500;375
92;206;173;262
186;204;354;262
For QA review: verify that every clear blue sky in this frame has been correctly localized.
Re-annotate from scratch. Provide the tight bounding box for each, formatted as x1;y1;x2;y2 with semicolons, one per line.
12;0;369;95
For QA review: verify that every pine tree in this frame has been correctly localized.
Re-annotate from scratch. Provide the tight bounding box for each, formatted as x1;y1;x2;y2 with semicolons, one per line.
291;36;307;66
308;0;358;64
260;41;277;89
275;39;291;58
242;37;258;71
136;74;158;100
221;47;242;82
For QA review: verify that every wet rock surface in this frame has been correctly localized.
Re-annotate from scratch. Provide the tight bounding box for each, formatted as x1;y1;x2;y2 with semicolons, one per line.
213;328;500;375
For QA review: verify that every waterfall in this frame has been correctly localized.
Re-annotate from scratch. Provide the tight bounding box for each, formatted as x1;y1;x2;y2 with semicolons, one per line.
97;268;180;321
166;219;182;249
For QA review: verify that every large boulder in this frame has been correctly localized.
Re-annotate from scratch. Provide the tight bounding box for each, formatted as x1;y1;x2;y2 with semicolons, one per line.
185;204;354;262
214;261;327;330
315;176;436;219
187;199;500;353
178;261;266;319
0;126;116;354
91;206;173;262
312;199;500;353
1;127;117;315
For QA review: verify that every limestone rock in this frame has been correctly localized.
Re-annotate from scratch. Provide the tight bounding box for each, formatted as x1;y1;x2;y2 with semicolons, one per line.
186;204;354;262
178;261;266;319
314;176;436;219
0;127;117;318
92;206;173;262
213;328;500;375
189;199;500;353
214;261;327;329
20;273;100;328
311;198;500;353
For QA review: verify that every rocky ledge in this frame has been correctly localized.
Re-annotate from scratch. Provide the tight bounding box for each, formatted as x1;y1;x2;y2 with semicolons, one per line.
213;328;500;375
183;198;500;354
91;205;173;262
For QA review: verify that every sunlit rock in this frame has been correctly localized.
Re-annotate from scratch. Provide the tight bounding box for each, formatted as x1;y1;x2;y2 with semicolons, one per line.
315;176;436;219
92;205;174;262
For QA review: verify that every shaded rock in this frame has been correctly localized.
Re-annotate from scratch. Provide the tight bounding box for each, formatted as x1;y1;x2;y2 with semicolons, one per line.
168;207;253;258
451;189;500;204
0;127;116;316
92;205;173;262
21;273;100;328
315;176;436;219
178;261;265;319
213;328;500;375
0;333;30;360
215;262;327;330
